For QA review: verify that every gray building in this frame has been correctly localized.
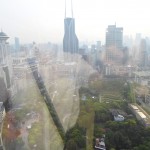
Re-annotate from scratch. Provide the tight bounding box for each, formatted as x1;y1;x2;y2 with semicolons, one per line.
140;39;148;67
15;37;20;53
105;25;123;64
106;24;123;50
63;0;79;54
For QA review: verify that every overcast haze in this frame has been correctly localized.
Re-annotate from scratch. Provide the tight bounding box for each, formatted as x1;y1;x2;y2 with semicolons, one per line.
0;0;150;44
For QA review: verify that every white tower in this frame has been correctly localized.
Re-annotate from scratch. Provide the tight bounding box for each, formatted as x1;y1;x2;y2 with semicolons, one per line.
0;31;12;89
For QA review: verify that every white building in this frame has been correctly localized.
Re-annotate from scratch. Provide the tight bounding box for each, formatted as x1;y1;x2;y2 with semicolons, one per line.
95;138;106;150
129;104;150;127
114;114;124;122
0;31;13;90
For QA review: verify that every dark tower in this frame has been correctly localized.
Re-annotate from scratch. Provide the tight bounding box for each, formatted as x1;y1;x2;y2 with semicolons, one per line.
63;0;79;54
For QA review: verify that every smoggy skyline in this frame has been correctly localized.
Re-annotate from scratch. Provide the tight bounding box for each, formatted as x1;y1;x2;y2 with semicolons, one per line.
0;0;150;44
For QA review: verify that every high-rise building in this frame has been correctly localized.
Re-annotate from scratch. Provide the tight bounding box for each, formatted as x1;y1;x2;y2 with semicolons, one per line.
135;33;142;46
63;0;79;54
15;37;20;52
96;41;101;51
140;39;148;67
106;24;123;50
105;24;123;64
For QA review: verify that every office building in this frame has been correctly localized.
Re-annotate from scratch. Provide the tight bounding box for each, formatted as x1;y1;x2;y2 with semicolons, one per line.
105;24;123;64
135;33;142;46
106;24;123;49
63;0;79;54
15;37;20;52
139;39;148;67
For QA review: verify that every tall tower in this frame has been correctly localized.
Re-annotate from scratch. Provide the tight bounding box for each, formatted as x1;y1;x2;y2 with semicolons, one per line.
63;0;79;54
15;37;20;53
0;31;12;89
140;39;148;67
105;24;123;64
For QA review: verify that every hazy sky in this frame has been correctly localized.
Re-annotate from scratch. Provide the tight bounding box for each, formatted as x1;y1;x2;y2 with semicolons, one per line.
0;0;150;44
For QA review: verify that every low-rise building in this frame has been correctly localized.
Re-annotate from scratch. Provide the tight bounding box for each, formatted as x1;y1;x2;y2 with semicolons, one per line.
129;104;150;127
114;115;124;122
109;109;126;121
134;71;150;87
95;135;106;150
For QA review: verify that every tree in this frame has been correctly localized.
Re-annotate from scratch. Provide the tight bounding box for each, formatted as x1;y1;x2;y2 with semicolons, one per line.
66;139;78;150
113;131;124;150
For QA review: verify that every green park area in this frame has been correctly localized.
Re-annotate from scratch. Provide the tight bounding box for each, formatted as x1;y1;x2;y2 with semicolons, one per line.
64;77;150;150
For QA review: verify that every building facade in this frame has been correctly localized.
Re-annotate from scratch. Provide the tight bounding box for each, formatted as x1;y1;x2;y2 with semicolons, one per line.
105;25;123;64
63;18;79;54
106;25;123;49
63;0;79;54
0;31;12;89
15;37;20;53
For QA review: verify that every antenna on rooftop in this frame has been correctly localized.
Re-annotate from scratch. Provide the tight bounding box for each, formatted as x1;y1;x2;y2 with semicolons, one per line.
65;0;66;18
71;0;73;18
65;0;74;18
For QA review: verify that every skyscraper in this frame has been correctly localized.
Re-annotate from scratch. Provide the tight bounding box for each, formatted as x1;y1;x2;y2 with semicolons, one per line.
105;24;123;64
106;24;123;50
63;0;79;54
140;39;148;67
15;37;20;52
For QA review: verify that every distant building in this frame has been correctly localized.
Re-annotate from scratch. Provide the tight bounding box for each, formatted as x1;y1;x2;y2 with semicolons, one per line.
105;24;123;64
135;33;142;46
0;31;12;89
51;61;77;78
123;35;133;49
129;104;150;127
12;56;29;80
139;39;148;67
134;71;150;87
106;24;123;50
63;0;79;54
15;37;20;52
96;41;101;51
0;31;13;111
63;18;79;54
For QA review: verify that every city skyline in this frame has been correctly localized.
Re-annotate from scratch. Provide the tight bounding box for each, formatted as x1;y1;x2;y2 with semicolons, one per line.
0;0;150;44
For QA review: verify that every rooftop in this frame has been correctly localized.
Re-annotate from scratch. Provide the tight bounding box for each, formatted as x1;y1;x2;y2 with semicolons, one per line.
137;111;146;119
0;31;9;39
129;103;150;127
134;71;150;77
130;104;139;110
